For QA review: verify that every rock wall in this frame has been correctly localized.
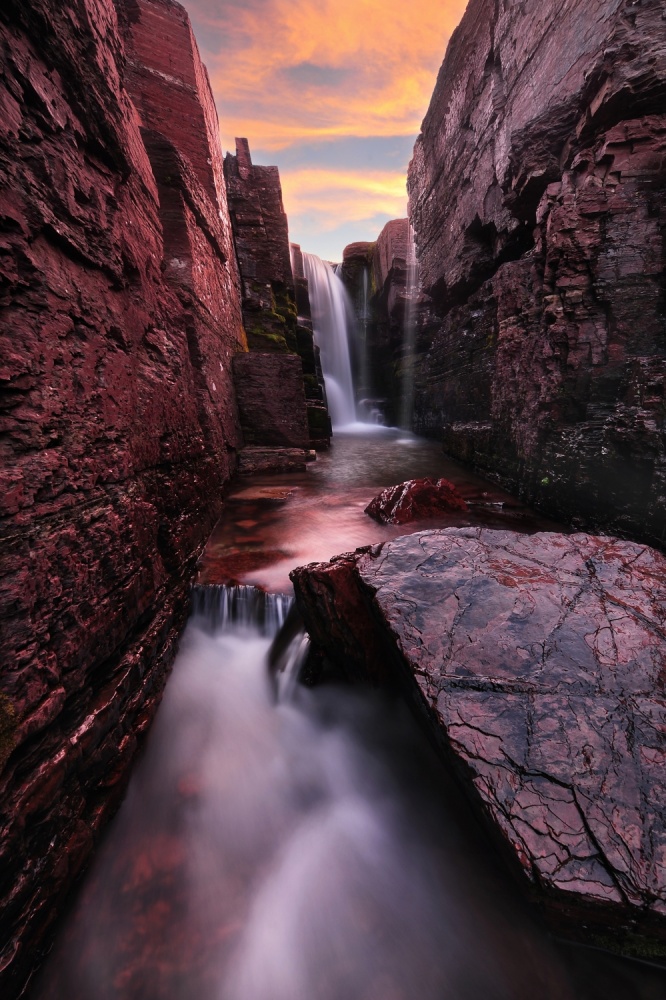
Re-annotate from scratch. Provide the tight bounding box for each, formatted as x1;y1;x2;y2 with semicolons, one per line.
408;0;666;546
0;0;245;993
225;141;330;453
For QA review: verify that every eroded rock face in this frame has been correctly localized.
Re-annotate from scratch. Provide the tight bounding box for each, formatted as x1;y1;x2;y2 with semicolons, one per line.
292;529;666;956
0;0;244;992
408;0;666;546
365;478;467;524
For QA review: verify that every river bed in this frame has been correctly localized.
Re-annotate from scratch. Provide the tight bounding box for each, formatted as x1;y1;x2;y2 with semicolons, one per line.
31;430;666;1000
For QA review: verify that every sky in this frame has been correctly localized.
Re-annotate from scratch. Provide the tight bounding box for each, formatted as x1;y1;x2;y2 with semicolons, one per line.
182;0;468;261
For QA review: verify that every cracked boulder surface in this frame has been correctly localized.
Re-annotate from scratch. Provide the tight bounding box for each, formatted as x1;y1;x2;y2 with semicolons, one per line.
292;528;666;956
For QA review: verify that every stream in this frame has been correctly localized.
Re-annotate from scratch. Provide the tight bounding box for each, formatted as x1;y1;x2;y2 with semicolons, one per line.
31;428;666;1000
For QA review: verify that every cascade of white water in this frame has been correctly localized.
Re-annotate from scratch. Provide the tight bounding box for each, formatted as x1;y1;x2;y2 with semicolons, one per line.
399;224;419;430
302;253;356;427
191;584;293;636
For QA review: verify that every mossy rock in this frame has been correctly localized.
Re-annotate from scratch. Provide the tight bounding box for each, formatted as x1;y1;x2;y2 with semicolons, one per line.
247;330;289;352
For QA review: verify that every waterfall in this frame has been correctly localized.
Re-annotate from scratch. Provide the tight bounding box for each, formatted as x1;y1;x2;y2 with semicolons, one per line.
191;584;292;636
360;266;369;401
398;224;419;430
302;253;356;427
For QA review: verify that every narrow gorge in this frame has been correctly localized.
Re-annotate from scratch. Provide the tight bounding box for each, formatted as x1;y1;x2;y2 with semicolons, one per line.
1;0;665;998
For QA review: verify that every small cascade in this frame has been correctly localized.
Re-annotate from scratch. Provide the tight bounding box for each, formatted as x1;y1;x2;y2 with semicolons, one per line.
191;584;292;636
398;224;419;430
274;629;311;702
302;253;356;427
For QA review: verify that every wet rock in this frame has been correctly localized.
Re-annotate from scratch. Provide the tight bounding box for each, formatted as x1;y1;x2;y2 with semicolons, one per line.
292;528;666;957
407;0;666;547
365;478;467;524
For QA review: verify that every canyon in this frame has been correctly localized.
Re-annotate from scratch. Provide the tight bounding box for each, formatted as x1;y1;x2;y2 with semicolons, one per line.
0;0;665;996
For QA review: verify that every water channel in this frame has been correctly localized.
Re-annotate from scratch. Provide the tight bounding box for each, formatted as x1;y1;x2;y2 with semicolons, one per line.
32;428;666;1000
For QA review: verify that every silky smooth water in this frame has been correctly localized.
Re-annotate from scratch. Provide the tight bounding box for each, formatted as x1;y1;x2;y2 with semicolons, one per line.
33;596;574;1000
197;428;562;593
398;224;418;430
302;253;357;427
32;434;666;1000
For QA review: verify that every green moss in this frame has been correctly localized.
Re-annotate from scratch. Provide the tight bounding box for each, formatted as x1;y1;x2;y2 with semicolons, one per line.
247;329;289;352
0;693;17;775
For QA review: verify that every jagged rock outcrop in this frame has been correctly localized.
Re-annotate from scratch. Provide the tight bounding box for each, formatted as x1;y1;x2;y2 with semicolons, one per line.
0;0;245;993
292;528;666;958
225;141;330;453
408;0;666;547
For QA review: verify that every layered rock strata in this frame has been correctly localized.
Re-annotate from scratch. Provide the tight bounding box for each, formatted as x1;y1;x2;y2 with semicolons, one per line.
232;353;310;451
408;0;666;546
0;0;244;993
292;528;666;958
225;141;330;453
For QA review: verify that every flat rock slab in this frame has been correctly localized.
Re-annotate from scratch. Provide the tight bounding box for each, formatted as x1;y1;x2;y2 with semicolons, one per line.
292;528;666;955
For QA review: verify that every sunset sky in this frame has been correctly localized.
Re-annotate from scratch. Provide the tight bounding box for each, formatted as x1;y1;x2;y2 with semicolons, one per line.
181;0;468;260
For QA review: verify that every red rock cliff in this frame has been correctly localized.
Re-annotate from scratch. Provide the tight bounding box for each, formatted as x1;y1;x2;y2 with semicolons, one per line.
408;0;666;545
0;0;245;993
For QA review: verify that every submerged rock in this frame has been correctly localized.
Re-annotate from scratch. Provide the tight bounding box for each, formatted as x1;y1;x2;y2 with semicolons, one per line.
292;528;666;957
365;477;467;524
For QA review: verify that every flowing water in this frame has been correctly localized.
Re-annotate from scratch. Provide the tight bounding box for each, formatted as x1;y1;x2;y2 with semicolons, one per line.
302;253;357;427
34;586;574;1000
398;224;418;430
31;431;666;1000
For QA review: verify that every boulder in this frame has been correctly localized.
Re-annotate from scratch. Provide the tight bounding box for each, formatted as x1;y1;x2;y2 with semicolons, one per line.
365;478;467;524
292;528;666;957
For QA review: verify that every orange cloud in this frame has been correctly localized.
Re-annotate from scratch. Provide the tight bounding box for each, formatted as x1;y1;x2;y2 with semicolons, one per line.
280;168;407;230
190;0;468;151
183;0;467;256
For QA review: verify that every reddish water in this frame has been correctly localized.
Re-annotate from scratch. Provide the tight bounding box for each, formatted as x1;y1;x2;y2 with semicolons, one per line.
198;427;562;593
